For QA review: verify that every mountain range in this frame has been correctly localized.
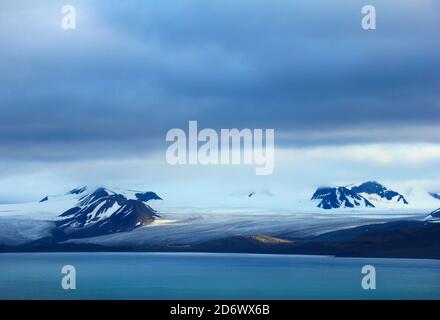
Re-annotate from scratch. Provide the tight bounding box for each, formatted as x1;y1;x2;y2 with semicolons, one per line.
0;182;439;257
311;181;410;209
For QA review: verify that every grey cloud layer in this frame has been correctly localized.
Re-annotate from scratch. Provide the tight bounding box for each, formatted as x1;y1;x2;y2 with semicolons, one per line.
0;0;439;160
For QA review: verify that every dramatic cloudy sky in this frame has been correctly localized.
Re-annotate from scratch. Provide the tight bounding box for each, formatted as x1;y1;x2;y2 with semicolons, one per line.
0;0;439;204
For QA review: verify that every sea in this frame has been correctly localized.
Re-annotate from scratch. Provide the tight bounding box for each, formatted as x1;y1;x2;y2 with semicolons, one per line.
0;252;439;300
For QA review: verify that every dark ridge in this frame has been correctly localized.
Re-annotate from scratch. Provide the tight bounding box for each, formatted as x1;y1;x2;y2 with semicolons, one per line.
430;208;440;218
67;186;87;195
352;181;409;204
430;193;440;201
78;187;109;206
59;206;81;217
135;192;162;202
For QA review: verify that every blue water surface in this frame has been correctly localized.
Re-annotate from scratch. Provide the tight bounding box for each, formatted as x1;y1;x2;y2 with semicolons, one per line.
0;253;439;299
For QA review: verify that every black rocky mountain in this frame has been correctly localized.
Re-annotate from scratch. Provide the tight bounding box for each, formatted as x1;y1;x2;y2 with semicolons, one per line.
53;187;161;239
311;186;374;209
352;181;408;204
311;181;408;209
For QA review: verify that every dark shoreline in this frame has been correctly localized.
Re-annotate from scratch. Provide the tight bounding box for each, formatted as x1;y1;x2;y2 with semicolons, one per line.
1;220;439;260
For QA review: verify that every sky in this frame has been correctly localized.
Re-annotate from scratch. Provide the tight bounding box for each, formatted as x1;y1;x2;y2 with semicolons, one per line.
0;0;439;204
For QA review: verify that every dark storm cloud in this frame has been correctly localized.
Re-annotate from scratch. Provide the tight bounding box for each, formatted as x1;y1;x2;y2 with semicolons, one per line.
0;0;439;160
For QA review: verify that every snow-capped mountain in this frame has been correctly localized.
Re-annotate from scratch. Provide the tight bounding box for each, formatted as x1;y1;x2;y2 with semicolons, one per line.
352;181;408;205
311;181;408;209
311;186;374;209
0;186;162;239
54;187;162;238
